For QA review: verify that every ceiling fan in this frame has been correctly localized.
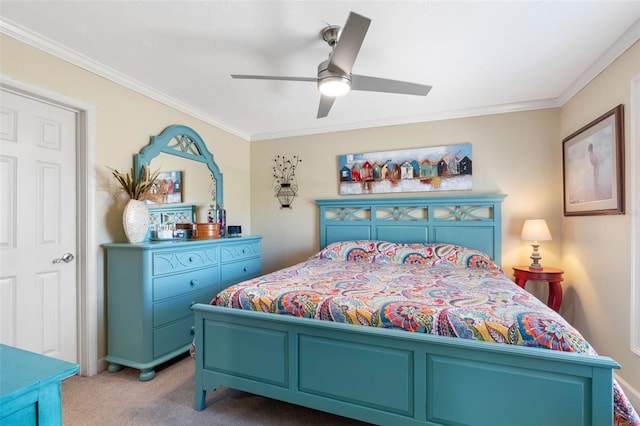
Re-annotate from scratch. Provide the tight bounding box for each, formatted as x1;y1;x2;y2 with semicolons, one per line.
231;11;432;119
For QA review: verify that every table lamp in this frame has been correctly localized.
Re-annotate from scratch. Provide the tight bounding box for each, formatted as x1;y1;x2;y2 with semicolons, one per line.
520;219;552;270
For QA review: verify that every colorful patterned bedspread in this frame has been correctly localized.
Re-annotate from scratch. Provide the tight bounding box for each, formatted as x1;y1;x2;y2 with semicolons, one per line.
212;241;639;425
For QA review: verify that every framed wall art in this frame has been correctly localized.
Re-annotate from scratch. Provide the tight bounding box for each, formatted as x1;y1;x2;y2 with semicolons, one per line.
338;143;472;195
153;171;183;204
562;104;624;216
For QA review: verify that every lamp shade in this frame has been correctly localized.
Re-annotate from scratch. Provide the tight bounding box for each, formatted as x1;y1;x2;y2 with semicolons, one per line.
520;219;552;242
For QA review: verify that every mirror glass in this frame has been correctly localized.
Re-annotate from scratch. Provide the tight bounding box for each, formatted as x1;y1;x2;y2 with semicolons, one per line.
149;153;215;221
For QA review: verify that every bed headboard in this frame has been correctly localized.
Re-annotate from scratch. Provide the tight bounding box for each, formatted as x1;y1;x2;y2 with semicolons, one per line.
316;194;507;264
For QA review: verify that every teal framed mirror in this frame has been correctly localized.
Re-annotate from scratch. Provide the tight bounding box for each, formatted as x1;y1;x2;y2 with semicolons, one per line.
134;125;223;206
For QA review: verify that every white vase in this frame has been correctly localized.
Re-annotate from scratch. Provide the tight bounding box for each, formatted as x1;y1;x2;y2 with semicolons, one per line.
122;199;150;243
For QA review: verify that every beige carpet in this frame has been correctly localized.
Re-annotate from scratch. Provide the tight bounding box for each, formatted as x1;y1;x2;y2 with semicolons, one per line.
62;354;372;425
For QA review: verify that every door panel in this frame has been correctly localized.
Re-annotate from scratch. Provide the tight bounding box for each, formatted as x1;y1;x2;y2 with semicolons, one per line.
0;89;77;363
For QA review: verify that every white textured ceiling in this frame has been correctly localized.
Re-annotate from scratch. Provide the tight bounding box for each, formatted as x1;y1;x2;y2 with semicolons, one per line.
1;1;639;141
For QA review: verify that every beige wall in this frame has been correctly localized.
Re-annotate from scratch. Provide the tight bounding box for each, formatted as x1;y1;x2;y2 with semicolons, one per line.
251;109;562;275
560;41;640;400
1;34;252;363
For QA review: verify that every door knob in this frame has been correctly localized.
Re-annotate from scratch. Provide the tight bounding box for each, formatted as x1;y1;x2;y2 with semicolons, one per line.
53;253;75;264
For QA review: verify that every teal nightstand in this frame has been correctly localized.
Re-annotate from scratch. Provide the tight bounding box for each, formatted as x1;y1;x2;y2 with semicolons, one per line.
0;344;79;424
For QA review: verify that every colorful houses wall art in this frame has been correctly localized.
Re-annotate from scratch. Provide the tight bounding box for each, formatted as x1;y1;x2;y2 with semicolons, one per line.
338;143;472;195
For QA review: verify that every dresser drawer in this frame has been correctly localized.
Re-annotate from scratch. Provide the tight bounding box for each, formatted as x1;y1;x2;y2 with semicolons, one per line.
2;404;36;424
220;241;261;262
153;316;193;358
152;248;218;276
221;257;261;284
153;285;219;327
153;266;218;301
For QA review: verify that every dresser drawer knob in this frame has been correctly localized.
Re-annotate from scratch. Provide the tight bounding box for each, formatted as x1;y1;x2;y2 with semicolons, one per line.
243;267;248;272
189;256;194;262
190;279;198;286
190;326;195;336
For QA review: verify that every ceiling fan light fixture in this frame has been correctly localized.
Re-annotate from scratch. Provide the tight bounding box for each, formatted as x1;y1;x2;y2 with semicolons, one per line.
233;12;430;118
318;75;351;97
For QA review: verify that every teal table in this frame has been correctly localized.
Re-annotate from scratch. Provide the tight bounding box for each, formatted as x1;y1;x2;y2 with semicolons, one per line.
0;344;79;424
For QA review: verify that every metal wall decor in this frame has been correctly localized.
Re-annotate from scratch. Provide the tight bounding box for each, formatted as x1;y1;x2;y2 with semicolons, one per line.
272;155;301;208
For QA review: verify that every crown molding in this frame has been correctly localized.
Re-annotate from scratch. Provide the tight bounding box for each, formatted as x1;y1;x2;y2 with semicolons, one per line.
248;98;559;141
557;18;640;106
0;18;251;141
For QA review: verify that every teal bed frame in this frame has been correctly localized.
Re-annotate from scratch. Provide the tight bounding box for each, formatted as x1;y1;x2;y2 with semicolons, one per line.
192;194;619;425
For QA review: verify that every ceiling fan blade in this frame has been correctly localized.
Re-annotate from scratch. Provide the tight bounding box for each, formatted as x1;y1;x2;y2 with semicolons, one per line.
351;74;432;96
327;12;371;74
231;74;316;82
317;94;336;118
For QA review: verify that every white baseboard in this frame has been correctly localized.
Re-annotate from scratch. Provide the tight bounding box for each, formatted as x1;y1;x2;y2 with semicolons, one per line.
615;372;640;412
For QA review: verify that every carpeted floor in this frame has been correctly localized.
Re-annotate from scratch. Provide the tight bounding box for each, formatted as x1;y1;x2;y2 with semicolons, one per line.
62;354;372;425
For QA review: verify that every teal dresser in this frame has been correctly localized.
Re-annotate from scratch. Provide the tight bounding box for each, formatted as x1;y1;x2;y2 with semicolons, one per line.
0;344;78;424
103;236;261;381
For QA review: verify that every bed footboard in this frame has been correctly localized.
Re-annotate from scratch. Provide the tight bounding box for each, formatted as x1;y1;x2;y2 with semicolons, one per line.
192;304;619;426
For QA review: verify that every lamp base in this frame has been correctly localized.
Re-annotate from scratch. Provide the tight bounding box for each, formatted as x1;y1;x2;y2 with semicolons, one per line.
529;261;543;270
529;243;543;270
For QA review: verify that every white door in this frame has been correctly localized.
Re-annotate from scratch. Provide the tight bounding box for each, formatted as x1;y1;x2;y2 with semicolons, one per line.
0;89;78;363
